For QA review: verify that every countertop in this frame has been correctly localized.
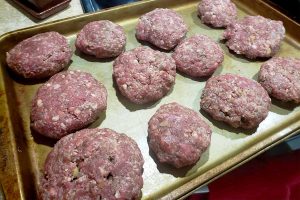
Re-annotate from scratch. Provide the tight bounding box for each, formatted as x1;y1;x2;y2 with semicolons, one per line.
0;0;83;35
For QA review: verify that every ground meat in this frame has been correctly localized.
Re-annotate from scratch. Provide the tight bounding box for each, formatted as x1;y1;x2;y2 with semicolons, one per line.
172;34;224;77
148;102;212;168
75;20;126;58
200;74;271;129
136;8;188;50
223;15;285;59
39;128;144;200
258;57;300;103
198;0;237;28
113;46;176;104
6;31;72;79
31;70;107;139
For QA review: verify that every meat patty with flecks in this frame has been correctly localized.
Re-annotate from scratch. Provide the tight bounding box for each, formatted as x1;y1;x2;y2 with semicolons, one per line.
148;102;212;168
31;70;107;139
200;74;271;129
39;128;144;200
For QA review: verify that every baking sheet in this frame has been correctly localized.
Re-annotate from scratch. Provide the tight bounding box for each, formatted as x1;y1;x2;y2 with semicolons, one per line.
0;0;300;199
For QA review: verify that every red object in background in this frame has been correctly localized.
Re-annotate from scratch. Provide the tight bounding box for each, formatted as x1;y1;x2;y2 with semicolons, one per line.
187;150;300;200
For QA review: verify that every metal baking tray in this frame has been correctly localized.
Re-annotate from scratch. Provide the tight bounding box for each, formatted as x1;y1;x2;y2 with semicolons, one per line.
0;0;299;199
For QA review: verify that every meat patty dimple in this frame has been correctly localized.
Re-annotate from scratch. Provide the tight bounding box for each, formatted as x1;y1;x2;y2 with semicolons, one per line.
172;34;224;77
76;20;126;58
223;15;285;59
148;102;212;168
6;31;72;79
136;8;188;50
258;57;300;103
31;70;107;139
113;46;176;104
198;0;237;28
200;74;271;129
39;128;144;200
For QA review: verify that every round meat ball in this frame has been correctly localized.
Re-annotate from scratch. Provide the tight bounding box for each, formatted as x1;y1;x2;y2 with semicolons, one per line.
223;15;285;59
76;20;126;58
200;74;271;129
258;57;300;103
198;0;237;28
136;8;188;50
113;46;176;104
31;70;107;139
6;31;72;79
148;102;212;168
39;128;144;200
172;34;224;77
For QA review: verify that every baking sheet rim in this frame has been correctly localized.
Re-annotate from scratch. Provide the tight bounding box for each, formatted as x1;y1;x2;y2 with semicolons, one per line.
0;0;300;199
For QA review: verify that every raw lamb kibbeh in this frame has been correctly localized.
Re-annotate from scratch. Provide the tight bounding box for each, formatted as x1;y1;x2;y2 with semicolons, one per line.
113;46;176;104
6;31;72;79
200;74;271;129
258;57;300;103
31;70;107;139
223;15;285;59
76;20;126;58
172;34;224;77
198;0;237;28
39;128;144;200
136;8;188;50
148;102;212;168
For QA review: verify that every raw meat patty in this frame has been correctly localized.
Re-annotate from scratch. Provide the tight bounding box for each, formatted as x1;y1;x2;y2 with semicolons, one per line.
172;34;224;77
148;102;212;168
198;0;237;28
39;128;144;200
200;74;271;129
136;8;188;50
31;70;107;139
258;57;300;103
223;15;285;59
76;20;126;58
113;46;176;104
6;31;72;79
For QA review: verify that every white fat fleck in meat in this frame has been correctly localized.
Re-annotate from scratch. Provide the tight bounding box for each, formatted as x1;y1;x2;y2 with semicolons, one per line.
37;99;43;107
53;84;61;89
122;84;128;90
52;115;60;121
60;123;66;130
85;82;92;88
159;120;169;127
115;191;121;198
74;109;81;115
